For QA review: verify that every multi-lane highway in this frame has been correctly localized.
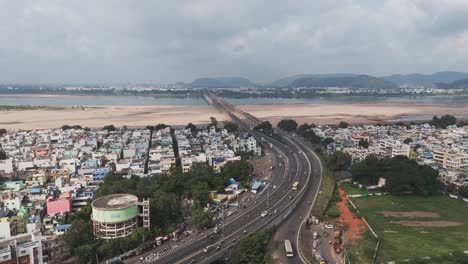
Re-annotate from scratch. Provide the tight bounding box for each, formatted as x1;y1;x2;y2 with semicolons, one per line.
131;94;323;264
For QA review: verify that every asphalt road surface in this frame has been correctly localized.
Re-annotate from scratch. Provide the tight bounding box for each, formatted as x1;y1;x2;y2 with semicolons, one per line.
125;95;323;264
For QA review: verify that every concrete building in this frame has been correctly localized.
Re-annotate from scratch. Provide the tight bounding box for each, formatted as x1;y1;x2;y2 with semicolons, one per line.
91;194;149;240
0;159;13;174
433;148;468;169
46;193;71;216
0;232;43;264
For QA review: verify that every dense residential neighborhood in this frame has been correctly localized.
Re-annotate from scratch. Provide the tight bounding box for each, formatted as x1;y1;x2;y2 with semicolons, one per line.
0;123;262;263
312;121;468;193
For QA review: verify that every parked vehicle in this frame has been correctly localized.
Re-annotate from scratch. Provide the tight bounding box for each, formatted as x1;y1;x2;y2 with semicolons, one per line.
261;211;268;217
203;246;212;253
313;232;318;239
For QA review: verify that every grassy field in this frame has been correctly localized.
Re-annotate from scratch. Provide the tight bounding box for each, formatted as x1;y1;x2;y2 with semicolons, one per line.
347;186;468;263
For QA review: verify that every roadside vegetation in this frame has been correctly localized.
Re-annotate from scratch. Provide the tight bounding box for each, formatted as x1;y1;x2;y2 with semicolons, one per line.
352;155;440;196
66;162;253;263
230;230;273;264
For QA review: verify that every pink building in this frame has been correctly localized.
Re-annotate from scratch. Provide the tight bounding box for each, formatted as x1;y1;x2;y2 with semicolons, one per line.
46;193;71;215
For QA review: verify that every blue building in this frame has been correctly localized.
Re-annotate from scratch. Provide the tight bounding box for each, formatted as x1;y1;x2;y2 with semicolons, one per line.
92;168;109;181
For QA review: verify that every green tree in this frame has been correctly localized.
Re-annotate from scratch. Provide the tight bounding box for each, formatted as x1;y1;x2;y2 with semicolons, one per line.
0;128;6;136
0;149;7;160
64;219;93;250
352;155;440;196
224;121;239;133
326;151;351;171
253;121;273;135
277;119;298;132
394;121;405;126
351;155;385;185
155;123;168;130
297;123;315;136
457;186;468;198
103;124;117;131
191;207;213;230
339;121;349;128
185;123;197;132
323;137;334;145
230;230;272;264
209;116;218;128
358;139;369;148
131;227;151;243
403;137;413;144
430;114;457;129
220;160;252;183
191;182;210;208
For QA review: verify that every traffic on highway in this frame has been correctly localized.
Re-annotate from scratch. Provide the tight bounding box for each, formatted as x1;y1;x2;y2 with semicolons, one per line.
131;94;322;264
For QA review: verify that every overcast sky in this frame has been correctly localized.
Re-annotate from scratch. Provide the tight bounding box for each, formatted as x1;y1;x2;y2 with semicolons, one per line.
1;0;468;84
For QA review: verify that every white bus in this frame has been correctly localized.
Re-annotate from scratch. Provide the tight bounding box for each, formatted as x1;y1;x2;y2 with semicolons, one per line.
284;240;294;257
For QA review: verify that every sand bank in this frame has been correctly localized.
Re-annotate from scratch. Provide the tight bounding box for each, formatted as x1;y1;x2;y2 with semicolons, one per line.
240;102;468;125
0;105;227;130
0;101;467;130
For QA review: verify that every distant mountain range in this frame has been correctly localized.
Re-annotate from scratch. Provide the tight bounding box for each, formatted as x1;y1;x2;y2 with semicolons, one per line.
381;71;468;86
436;78;468;89
183;71;468;89
289;74;398;89
190;77;255;88
270;74;356;87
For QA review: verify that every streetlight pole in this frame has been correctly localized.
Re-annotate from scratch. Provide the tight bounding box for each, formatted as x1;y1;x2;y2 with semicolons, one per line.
267;184;270;209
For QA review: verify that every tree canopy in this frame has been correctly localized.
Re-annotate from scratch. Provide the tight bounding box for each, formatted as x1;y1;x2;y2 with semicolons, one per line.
339;121;349;128
102;124;117;131
224;121;239;133
209;116;218;128
277;119;298;132
185;123;197;132
230;230;272;264
430;115;456;129
352;155;440;196
358;139;369;149
253;121;273;135
296;123;322;144
326;151;351;171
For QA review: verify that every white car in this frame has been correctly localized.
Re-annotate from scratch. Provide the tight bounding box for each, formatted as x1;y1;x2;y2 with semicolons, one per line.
261;211;268;217
203;246;212;253
325;224;334;229
227;211;235;217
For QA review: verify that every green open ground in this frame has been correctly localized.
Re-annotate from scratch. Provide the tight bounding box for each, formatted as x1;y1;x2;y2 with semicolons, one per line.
348;188;468;263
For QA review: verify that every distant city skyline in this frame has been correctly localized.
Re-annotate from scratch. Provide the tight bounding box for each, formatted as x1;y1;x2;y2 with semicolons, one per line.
1;1;468;83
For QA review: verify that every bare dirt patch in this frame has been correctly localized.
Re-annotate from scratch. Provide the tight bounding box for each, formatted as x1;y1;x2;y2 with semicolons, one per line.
330;186;367;243
387;221;463;227
379;211;440;218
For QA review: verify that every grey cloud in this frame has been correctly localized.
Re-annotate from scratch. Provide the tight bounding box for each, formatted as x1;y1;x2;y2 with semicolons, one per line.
0;0;467;83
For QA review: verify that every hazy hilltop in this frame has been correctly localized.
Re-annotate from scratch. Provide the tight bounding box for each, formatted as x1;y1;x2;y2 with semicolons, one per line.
436;78;468;89
289;74;398;89
382;71;468;86
270;73;356;87
190;77;255;88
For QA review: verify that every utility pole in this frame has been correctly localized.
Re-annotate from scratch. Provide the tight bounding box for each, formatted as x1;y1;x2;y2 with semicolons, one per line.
267;184;270;209
222;205;225;236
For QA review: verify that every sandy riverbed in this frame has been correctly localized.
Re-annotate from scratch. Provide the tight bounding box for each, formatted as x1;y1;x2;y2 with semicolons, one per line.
0;101;466;130
0;105;227;130
240;102;468;125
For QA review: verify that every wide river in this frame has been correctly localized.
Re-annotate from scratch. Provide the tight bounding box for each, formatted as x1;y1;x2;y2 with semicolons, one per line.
1;94;468;106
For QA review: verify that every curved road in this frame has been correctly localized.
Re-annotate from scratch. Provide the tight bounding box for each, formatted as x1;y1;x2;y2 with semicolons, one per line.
128;95;323;264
